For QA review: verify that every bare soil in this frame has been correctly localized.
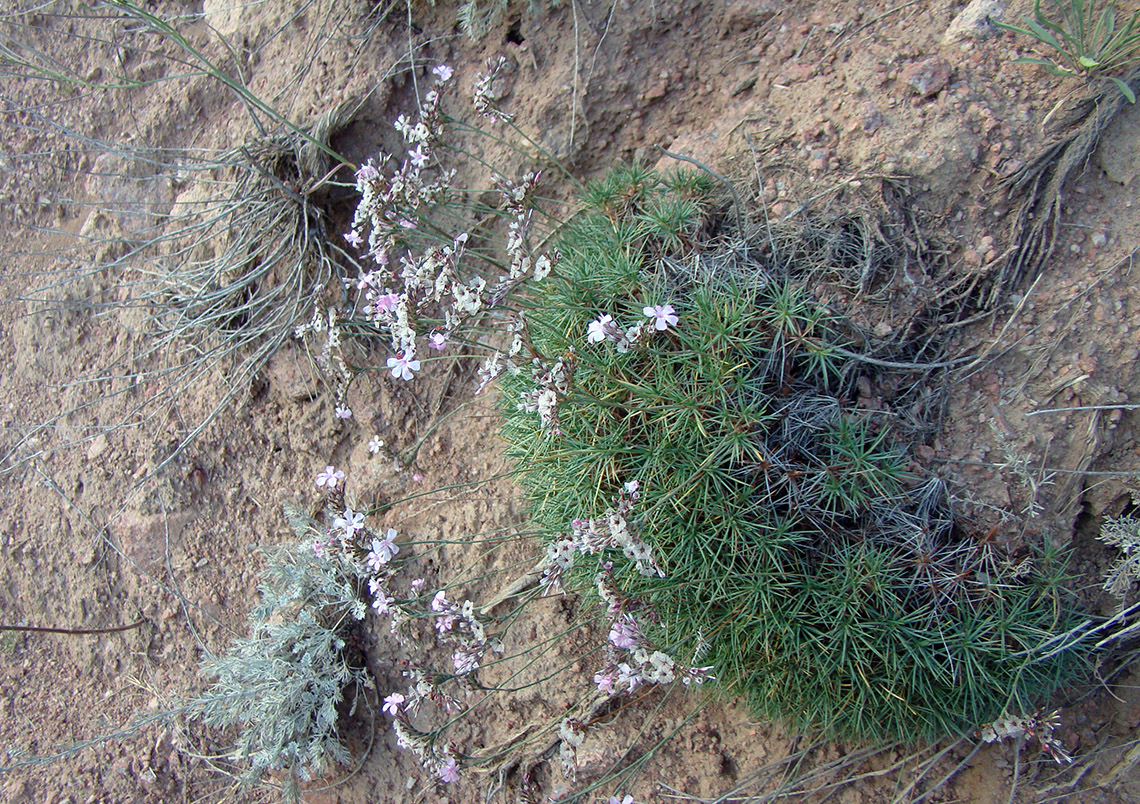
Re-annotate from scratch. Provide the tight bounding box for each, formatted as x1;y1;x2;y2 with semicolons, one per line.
3;1;1140;803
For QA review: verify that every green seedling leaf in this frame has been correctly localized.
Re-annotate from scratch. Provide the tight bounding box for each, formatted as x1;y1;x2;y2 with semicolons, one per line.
1014;56;1077;75
1027;20;1067;51
1079;55;1102;68
1111;75;1137;102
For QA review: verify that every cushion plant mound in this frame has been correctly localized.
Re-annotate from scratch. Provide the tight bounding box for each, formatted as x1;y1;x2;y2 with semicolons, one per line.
500;165;1089;742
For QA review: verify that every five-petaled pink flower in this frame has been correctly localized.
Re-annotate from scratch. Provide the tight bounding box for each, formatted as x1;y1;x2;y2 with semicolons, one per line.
373;292;400;314
334;507;365;537
387;352;421;381
643;303;679;331
367;529;400;569
382;692;405;716
408;144;429;169
587;314;615;344
372;592;394;615
316;465;345;488
439;757;459;783
594;670;616;695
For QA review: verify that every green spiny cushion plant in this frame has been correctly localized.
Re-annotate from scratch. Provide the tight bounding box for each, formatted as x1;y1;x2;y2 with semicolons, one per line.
500;165;1090;742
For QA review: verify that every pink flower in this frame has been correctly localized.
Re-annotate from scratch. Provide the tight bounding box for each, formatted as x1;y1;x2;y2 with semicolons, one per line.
412;471;424;483
356;160;379;182
373;292;400;314
608;615;642;650
433;64;454;83
344;229;363;248
408;144;429;169
643;303;679;331
387;352;421;381
427;331;448;351
439;757;459;783
334;507;365;538
587;314;615;344
335;405;352;420
372;592;394;615
434;615;456;633
367;529;400;569
453;649;480;675
430;590;449;612
315;465;344;488
594;670;616;695
382;692;405;716
411;578;426;593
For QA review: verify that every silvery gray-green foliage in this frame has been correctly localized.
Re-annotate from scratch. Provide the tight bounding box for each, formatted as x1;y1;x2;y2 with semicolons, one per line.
1098;514;1140;601
192;505;369;803
458;0;509;39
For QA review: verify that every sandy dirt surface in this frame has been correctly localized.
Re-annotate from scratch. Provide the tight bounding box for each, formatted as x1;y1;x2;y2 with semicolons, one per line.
3;1;1140;803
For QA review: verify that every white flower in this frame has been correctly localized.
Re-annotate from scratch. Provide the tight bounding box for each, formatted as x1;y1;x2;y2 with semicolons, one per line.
643;303;679;331
536;388;558;429
335;405;352;420
616;662;642;692
432;64;454;82
368;435;383;454
533;253;552;281
387;352;421;381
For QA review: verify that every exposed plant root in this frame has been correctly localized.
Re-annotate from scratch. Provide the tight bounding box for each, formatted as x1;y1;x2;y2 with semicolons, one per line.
989;69;1140;308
